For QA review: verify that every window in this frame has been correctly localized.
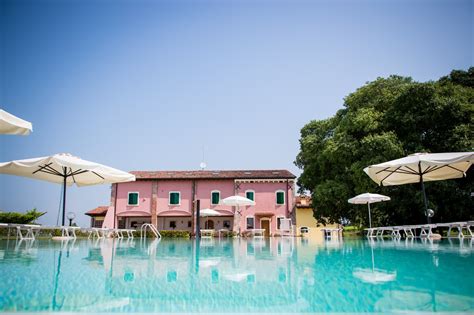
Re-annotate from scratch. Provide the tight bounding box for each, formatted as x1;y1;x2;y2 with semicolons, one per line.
187;220;192;228
118;217;125;229
205;220;214;229
128;192;139;206
276;191;285;205
169;221;177;229
169;192;180;205
245;190;255;201
93;218;103;228
246;216;255;229
211;190;220;205
223;220;231;229
277;217;284;230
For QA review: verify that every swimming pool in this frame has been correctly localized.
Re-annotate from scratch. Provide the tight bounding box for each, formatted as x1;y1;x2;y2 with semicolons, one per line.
0;237;473;313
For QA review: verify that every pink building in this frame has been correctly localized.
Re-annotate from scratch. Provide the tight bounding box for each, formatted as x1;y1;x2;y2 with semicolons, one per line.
101;170;296;236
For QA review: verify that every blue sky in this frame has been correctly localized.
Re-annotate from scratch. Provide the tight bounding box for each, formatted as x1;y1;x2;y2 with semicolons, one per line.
0;0;472;227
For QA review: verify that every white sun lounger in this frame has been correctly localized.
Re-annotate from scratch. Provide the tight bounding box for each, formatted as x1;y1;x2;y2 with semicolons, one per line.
418;224;437;238
390;227;402;239
248;229;265;238
0;223;41;240
13;224;41;240
55;226;81;239
200;229;215;239
401;225;416;238
448;222;471;238
88;227;110;239
112;229;135;239
322;228;342;240
467;221;474;238
364;228;377;238
375;227;393;237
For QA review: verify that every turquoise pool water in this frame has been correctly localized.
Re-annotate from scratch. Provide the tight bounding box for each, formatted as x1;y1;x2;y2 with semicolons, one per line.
0;237;473;313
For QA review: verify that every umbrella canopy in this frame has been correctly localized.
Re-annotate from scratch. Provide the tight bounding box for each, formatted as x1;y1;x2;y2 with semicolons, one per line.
0;153;135;225
364;152;473;186
364;152;473;223
220;195;256;207
0;109;33;135
348;193;391;228
220;195;255;235
199;208;222;217
348;193;390;204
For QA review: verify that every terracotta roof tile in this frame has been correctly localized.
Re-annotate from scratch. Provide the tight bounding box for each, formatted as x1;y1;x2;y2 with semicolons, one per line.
85;206;108;216
296;195;312;208
130;169;296;180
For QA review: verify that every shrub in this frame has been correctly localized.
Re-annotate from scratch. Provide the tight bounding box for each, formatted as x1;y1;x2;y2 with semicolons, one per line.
0;209;46;224
218;230;237;238
158;230;191;238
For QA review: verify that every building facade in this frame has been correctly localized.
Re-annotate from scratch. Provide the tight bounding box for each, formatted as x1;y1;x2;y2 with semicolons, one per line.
294;195;340;239
101;170;296;236
85;206;108;228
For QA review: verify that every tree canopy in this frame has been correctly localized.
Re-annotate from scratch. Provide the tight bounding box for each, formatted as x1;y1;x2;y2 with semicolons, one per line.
295;68;474;227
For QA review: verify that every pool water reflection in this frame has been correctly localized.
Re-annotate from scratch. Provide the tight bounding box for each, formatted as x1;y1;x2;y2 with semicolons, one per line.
0;237;473;313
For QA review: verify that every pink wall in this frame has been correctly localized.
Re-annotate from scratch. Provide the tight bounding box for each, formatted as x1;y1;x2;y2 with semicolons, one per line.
237;181;293;233
111;178;295;234
116;181;152;217
156;180;193;216
195;180;234;215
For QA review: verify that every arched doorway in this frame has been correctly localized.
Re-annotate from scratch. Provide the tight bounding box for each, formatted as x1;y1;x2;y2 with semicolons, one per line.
205;219;215;229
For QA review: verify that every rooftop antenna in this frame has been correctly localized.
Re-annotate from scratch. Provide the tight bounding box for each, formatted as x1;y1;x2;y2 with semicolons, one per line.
200;145;207;170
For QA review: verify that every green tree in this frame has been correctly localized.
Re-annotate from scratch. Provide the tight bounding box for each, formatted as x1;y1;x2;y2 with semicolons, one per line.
295;68;474;227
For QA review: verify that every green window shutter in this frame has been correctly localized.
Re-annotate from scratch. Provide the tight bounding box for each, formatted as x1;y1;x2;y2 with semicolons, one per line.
211;192;220;204
128;193;138;205
246;191;254;201
276;192;285;205
170;192;180;205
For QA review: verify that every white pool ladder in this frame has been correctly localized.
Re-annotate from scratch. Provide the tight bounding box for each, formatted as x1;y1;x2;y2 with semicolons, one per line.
140;223;161;239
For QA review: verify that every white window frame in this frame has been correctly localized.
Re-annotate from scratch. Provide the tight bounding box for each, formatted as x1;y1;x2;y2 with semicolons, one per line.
168;191;181;206
275;190;286;205
245;189;255;201
276;216;286;230
246;215;255;230
127;192;139;206
211;190;221;205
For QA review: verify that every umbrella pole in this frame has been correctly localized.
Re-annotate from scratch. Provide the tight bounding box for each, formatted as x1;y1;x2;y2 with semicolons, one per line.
420;177;430;224
367;202;372;229
196;200;200;240
418;162;430;224
62;174;67;226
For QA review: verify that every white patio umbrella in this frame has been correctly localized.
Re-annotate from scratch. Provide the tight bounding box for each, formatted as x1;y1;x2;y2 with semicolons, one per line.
199;208;222;217
0;109;33;135
348;193;390;228
0;153;135;225
364;152;473;222
220;195;255;235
